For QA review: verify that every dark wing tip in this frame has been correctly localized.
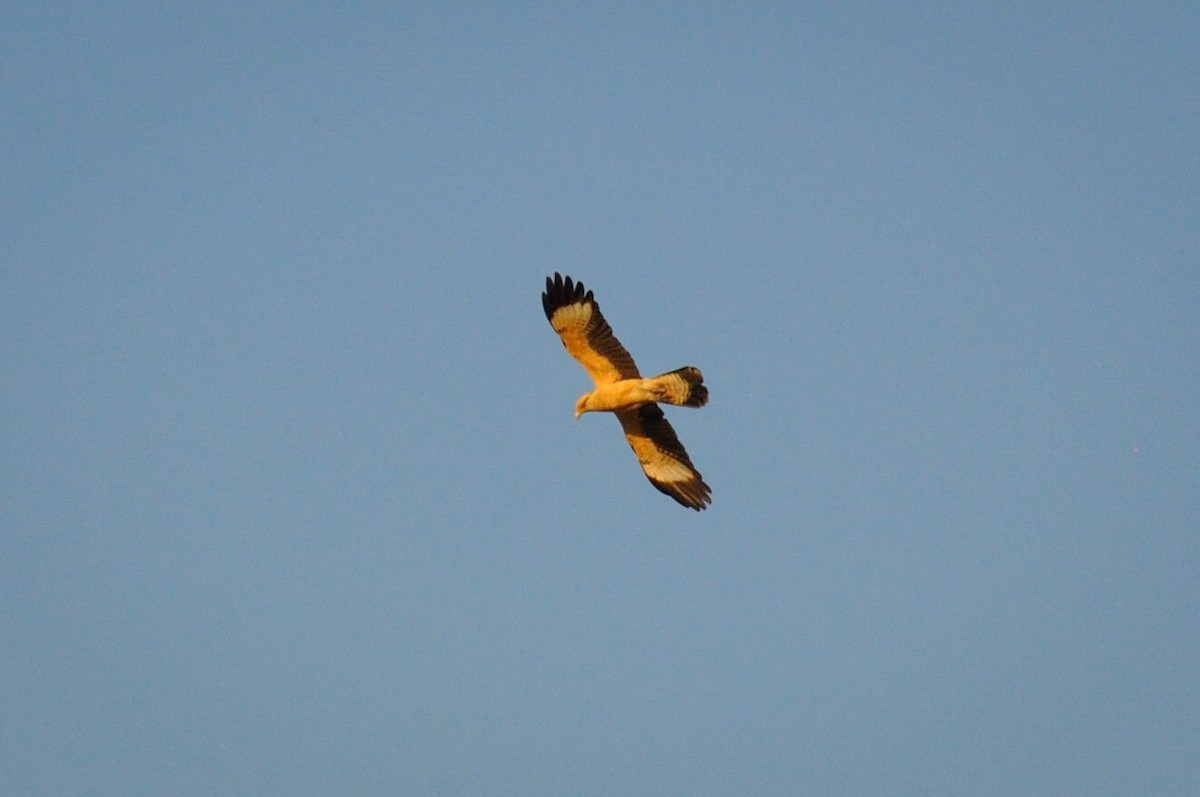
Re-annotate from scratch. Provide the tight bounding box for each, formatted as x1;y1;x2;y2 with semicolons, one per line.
647;475;712;510
541;273;591;321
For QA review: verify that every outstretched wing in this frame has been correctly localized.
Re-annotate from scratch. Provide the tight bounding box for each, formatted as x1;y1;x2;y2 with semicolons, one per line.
542;273;639;384
617;404;711;511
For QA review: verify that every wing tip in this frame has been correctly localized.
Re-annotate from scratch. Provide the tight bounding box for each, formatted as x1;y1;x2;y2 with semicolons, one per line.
542;273;592;321
648;475;712;511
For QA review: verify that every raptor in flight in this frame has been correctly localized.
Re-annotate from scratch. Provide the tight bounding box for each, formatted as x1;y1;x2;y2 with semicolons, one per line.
542;273;711;510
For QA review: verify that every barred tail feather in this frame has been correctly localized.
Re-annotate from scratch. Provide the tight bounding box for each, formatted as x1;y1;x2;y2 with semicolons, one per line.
652;367;708;408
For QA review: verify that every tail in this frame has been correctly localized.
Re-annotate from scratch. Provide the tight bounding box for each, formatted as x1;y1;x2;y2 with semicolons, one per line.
651;366;708;408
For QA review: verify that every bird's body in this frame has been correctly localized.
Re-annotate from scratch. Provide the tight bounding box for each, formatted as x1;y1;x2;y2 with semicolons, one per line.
575;368;707;417
542;273;711;510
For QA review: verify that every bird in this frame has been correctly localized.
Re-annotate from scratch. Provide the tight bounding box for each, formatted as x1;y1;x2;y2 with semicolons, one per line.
541;272;711;510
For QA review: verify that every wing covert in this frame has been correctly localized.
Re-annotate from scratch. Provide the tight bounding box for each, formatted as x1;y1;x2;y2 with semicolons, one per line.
542;273;639;383
616;404;711;511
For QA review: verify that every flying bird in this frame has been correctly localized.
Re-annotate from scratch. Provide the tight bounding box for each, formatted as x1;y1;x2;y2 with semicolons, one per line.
542;273;711;510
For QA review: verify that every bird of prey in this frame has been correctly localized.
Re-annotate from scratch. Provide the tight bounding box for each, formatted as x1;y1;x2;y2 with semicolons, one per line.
542;273;711;510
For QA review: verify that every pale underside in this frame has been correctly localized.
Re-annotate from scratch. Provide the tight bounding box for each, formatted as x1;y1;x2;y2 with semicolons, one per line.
575;375;699;416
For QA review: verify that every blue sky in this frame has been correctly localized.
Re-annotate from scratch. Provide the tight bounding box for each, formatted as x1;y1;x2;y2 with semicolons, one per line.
3;2;1197;794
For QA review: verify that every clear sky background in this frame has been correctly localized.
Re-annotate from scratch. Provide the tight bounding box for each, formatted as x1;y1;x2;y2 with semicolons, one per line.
2;3;1197;795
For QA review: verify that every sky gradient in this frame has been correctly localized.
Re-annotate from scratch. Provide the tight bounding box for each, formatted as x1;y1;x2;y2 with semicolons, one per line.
3;3;1198;794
